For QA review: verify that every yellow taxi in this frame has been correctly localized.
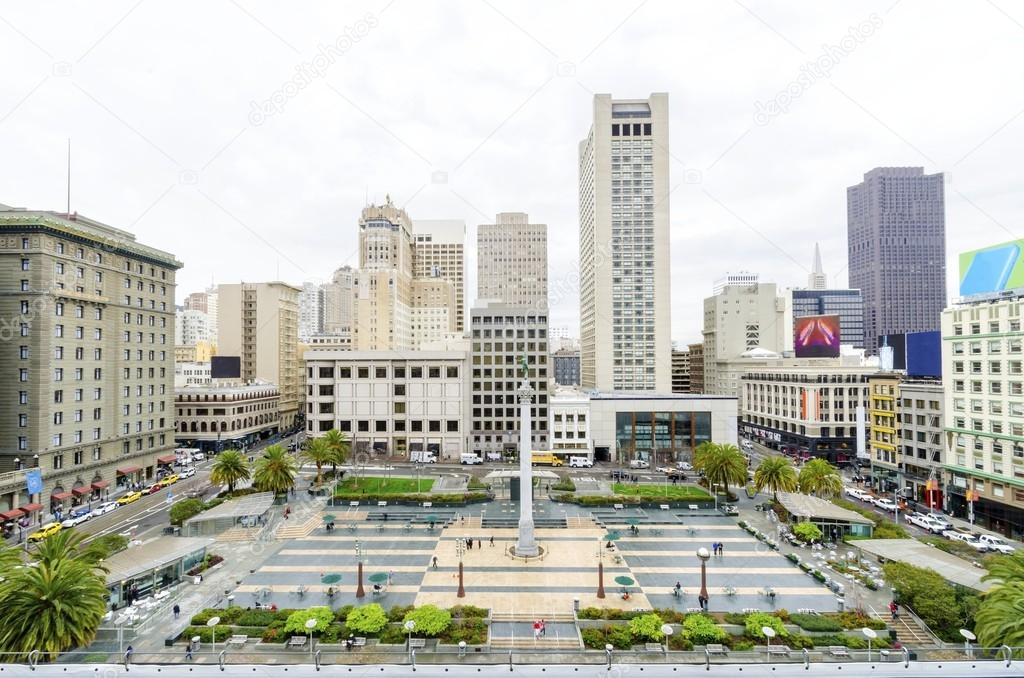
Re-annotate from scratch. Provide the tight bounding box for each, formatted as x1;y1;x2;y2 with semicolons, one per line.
27;522;63;543
159;474;180;487
117;491;143;506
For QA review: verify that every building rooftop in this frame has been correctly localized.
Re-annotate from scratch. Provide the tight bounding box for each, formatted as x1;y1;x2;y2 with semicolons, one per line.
588;392;736;401
175;381;279;396
851;539;992;591
103;537;213;585
776;492;874;526
183;492;275;526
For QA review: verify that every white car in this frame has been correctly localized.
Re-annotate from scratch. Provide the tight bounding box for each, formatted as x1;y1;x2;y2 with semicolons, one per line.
978;534;1016;554
192;452;206;461
180;467;197;479
629;459;650;469
922;513;953;532
844;486;871;501
676;461;694;471
60;511;92;528
92;502;118;516
943;529;989;551
907;512;944;532
873;497;898;512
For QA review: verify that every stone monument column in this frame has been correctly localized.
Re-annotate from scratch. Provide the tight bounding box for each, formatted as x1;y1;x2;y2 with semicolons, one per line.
516;377;539;556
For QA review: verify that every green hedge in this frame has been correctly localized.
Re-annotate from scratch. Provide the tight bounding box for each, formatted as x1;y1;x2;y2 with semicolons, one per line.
332;492;490;504
183;625;231;643
789;613;842;632
439;618;488;645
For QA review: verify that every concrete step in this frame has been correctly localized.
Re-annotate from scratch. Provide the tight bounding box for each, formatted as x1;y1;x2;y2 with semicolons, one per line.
491;612;575;623
489;637;580;650
217;526;260;542
275;513;322;539
482;517;567;528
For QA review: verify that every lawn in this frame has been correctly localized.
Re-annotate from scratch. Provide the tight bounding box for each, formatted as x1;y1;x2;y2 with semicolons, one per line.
337;477;435;494
612;483;712;500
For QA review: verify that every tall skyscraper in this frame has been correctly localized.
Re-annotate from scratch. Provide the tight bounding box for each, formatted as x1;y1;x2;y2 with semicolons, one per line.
0;204;181;506
413;220;465;332
322;265;354;336
298;282;323;341
579;93;671;393
808;243;827;290
703;281;785;396
847;167;946;353
216;282;301;428
477;212;548;308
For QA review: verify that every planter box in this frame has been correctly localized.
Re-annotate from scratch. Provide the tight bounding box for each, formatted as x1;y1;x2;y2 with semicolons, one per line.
436;643;489;653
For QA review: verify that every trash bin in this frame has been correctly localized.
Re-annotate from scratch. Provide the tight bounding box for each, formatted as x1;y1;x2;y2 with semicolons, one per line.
191;636;201;651
573;598;580;613
836;597;844;612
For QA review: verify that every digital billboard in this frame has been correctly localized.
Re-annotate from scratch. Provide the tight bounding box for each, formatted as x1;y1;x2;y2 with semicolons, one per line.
906;331;941;377
211;356;241;379
794;314;840;358
959;240;1024;297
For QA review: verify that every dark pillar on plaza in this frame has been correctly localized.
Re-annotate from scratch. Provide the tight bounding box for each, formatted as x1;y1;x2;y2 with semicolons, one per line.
457;561;465;598
356;561;365;598
597;561;605;599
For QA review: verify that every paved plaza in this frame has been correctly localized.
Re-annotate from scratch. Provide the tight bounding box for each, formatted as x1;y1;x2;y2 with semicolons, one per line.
230;499;839;616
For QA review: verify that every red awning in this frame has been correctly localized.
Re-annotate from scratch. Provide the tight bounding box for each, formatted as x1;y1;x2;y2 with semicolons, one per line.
156;454;177;465
91;480;110;490
72;486;91;497
21;503;43;513
116;466;141;475
51;492;73;501
0;509;24;521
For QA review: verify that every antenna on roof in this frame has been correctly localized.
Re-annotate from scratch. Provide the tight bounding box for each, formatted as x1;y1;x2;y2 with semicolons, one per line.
66;138;71;217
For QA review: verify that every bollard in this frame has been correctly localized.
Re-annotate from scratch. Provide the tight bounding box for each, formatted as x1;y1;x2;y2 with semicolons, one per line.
314;649;321;671
803;648;809;669
218;649;226;671
705;648;710;671
1001;645;1012;667
509;649;513;672
411;649;416;671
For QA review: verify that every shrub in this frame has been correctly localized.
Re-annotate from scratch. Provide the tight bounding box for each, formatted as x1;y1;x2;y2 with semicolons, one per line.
628;613;665;641
552;478;576;492
345;603;389;634
789;613;842;632
449;605;489;618
89;534;129;558
605;625;634;649
183;624;231;644
218;606;244;624
836;612;886;630
581;628;605;649
440;618;488;645
683;614;727;645
334;605;354;623
261;626;282;643
284;607;334;634
787;633;815;649
403;605;452;637
745;612;785;640
378;624;408;645
667;633;693;650
873;520;910;539
737;520;748;529
388;604;415;622
170;498;206;526
792;522;823;543
732;639;755;651
320;622;346;644
722;612;747;625
651;608;686;624
577;607;604;620
811;570;826;582
785;553;799;564
236;609;277;627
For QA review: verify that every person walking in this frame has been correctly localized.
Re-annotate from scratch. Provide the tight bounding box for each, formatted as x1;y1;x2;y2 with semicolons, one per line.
489;535;494;547
388;569;395;585
432;556;438;569
719;543;724;557
540;619;546;637
467;538;473;551
184;642;193;661
889;601;899;620
173;603;180;619
532;620;541;639
477;538;482;549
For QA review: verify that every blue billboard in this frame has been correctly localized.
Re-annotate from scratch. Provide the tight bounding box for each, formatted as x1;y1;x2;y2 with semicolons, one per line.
906;331;941;378
25;469;42;495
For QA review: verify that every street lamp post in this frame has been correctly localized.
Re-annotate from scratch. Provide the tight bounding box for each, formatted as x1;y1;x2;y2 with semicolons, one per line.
305;618;317;657
862;627;877;662
405;620;416;655
596;539;605;599
762;626;776;664
207;616;221;653
355;540;365;598
456;537;466;598
960;629;976;659
697;547;711;611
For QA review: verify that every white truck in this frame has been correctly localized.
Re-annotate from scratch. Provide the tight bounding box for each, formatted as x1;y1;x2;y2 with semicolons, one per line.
460;453;482;465
411;450;437;463
978;534;1016;554
569;456;593;468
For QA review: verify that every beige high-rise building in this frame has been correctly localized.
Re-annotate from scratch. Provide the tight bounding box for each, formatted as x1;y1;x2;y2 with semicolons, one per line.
579;93;672;393
411;277;457;349
702;281;785;396
0;205;181;518
216;281;301;428
671;347;690;393
477;213;547;309
413;220;465;332
323;265;354;335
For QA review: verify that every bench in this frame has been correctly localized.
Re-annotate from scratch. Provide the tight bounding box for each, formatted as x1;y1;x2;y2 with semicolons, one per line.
228;635;248;647
422;502;432;508
644;643;664;653
828;646;850;658
742;607;760;614
686;607;702;613
377;500;387;507
660;504;670;511
706;644;728;655
688;504;699;511
613;504;624;510
766;645;791;657
349;501;359;507
408;638;426;649
352;637;367;648
287;636;307;648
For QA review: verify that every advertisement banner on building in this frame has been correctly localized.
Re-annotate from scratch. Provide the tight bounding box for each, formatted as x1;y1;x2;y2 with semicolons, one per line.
959;240;1024;297
25;469;42;495
794;314;840;358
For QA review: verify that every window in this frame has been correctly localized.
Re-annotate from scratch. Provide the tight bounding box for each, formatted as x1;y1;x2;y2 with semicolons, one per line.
357;367;369;379
21;258;29;271
411;367;423;378
375;367;387;379
447;366;459;378
428;367;441;379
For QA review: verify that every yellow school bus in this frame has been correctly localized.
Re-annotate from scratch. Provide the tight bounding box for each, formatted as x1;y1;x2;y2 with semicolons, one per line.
530;452;564;467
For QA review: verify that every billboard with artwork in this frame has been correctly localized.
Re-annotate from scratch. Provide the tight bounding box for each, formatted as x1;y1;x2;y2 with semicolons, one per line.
959;240;1024;297
794;314;840;358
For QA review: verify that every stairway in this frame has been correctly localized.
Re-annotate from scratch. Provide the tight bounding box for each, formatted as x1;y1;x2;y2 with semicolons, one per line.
489;612;581;650
482;516;567;528
275;513;322;539
491;612;575;623
874;611;938;646
489;636;581;650
218;526;260;542
565;515;597;529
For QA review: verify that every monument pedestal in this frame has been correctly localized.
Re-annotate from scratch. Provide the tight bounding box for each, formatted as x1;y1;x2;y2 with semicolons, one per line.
515;379;539;557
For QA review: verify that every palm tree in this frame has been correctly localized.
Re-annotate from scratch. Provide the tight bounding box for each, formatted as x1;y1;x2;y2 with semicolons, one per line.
694;442;747;497
977;552;1024;647
210;449;251;494
0;548;108;657
321;428;350;472
31;528;108;569
797;458;843;497
253;444;299;495
753;456;798;500
303;437;333;485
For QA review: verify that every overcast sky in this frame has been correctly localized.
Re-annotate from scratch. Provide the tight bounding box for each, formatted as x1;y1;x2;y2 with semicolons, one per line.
2;0;1022;344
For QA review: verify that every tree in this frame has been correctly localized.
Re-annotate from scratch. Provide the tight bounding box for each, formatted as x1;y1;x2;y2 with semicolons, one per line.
694;442;747;496
345;603;389;634
0;548;108;657
797;458;842;497
322;428;350;472
792;522;823;543
753;456;798;500
402;605;452;637
31;529;110;569
169;498;206;526
210;449;250;494
284;607;334;635
253;444;299;495
303;437;333;485
977;551;1024;647
682;614;727;645
628;613;665;641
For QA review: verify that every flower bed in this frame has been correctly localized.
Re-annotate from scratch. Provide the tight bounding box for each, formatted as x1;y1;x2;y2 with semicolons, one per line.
185;554;224;577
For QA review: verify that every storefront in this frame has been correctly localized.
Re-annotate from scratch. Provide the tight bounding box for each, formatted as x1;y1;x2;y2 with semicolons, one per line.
105;537;213;609
116;466;144;490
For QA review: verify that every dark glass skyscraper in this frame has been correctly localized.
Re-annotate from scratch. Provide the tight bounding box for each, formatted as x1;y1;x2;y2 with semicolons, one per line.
847;167;946;354
791;289;865;349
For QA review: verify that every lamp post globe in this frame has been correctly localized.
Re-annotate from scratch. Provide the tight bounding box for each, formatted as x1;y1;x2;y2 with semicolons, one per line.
697;547;710;561
696;547;710;609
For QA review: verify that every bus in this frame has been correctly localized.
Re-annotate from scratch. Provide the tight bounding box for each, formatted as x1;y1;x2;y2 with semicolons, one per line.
530;452;564;467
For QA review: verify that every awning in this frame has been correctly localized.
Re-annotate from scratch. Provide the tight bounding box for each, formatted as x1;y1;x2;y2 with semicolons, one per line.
21;503;43;513
0;509;24;521
156;455;177;465
116;466;141;475
72;486;91;497
51;492;73;501
91;480;110;490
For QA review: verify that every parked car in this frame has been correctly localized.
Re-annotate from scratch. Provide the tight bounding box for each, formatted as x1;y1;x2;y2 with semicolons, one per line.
60;509;92;529
923;513;953;532
146;483;163;495
844;486;871;501
92;502;118;516
28;522;63;543
873;497;898;512
907;512;944;532
159;473;180;487
977;534;1016;554
628;459;650;469
117;491;143;506
180;467;196;479
192;452;206;462
943;529;989;551
676;461;694;471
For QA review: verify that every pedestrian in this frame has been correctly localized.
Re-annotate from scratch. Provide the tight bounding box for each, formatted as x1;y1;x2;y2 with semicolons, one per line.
489;535;494;547
477;538;482;549
432;556;438;569
719;543;724;557
388;569;395;585
889;601;899;620
540;619;546;637
346;635;354;652
467;538;473;550
185;642;193;661
532;620;541;639
125;645;134;662
173;603;180;619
